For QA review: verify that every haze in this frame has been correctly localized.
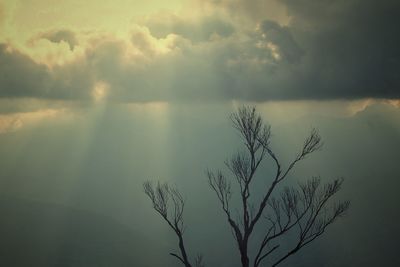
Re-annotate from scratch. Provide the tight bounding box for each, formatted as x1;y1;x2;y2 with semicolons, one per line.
0;0;399;266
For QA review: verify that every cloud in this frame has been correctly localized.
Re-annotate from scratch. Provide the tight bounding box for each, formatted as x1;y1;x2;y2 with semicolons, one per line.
0;0;399;103
194;0;289;25
258;20;303;63
0;43;94;100
140;11;235;42
0;44;50;98
0;109;63;133
0;4;5;30
278;0;400;100
0;1;14;35
30;29;78;50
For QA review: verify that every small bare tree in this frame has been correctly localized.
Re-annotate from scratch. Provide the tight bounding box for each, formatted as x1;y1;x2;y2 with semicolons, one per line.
143;181;204;267
144;105;349;267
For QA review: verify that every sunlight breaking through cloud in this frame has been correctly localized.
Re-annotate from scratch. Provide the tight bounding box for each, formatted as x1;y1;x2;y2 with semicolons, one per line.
92;81;110;102
0;109;64;133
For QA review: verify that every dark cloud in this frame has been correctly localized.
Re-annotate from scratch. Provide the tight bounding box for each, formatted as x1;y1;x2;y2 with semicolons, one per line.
278;0;400;100
198;0;400;100
259;20;303;63
0;0;399;102
0;44;94;100
38;29;78;50
27;29;78;50
0;44;49;98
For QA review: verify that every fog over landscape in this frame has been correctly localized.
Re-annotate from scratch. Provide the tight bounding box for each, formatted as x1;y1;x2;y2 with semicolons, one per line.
0;0;399;266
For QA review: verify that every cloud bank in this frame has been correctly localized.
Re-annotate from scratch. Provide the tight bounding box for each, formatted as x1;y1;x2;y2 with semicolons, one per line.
0;0;399;103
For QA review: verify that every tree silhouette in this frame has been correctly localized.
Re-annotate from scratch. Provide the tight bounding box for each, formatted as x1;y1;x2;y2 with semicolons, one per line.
143;181;205;267
144;105;349;267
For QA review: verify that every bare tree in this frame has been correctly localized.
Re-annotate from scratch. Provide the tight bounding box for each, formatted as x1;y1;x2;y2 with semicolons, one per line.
207;106;349;267
143;181;204;267
144;105;349;267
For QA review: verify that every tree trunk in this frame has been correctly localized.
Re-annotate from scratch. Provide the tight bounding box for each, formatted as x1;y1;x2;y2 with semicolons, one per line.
239;242;250;267
178;235;192;267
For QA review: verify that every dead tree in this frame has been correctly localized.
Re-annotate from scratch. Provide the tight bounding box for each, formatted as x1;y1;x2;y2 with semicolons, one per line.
144;105;349;267
207;106;350;267
143;181;204;267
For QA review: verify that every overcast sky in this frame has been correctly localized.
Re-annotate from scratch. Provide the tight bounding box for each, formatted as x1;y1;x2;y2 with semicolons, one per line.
1;0;399;104
0;1;399;266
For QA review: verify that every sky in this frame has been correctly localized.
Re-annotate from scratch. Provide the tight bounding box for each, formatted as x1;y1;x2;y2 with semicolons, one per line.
0;0;399;266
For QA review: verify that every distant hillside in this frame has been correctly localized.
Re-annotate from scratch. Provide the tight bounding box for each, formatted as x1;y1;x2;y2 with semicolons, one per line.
0;197;162;267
